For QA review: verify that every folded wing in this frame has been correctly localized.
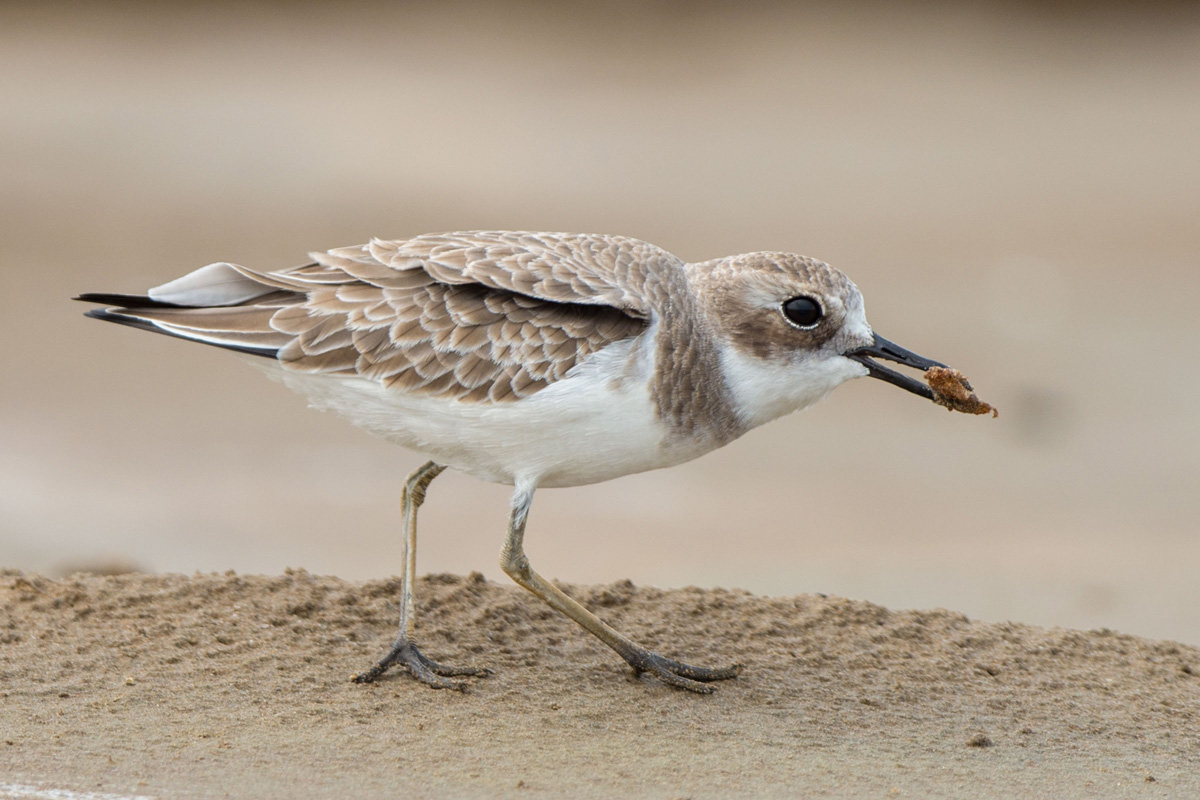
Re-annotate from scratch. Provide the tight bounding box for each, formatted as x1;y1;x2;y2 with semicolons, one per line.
77;232;670;402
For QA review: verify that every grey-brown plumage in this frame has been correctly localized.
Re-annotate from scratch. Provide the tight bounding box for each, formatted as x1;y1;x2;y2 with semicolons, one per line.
81;232;666;403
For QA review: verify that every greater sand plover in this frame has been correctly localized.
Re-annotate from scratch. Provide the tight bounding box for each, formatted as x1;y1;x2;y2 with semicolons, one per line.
78;231;991;693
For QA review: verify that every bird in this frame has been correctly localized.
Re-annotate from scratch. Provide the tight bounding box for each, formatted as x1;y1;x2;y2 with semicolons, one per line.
77;230;962;693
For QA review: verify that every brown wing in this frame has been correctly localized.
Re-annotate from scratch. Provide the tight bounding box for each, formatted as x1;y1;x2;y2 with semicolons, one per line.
361;231;679;314
80;232;663;403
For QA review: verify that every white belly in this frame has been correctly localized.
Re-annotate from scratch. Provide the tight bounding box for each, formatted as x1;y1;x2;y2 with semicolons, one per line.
248;339;720;490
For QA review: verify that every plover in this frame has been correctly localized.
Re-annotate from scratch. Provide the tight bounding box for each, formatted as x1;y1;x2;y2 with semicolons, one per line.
77;231;983;693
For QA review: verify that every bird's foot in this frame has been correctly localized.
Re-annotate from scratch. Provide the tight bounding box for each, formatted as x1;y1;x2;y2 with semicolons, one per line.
623;648;742;694
352;639;493;691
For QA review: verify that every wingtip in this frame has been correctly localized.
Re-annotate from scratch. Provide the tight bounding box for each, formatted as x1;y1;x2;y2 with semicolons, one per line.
83;307;141;325
74;292;188;309
79;304;281;360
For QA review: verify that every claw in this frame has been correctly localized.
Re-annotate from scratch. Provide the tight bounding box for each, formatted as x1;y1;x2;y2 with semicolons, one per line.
353;640;491;691
624;649;742;693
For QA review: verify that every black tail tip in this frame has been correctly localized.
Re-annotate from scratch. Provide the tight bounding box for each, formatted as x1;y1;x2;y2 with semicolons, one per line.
75;292;168;307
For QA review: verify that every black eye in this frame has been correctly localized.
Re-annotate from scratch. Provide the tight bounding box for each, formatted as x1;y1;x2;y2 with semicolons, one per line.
781;296;823;328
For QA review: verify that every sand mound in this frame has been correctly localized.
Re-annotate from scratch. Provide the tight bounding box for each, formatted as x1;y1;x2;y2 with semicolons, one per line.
2;570;1198;798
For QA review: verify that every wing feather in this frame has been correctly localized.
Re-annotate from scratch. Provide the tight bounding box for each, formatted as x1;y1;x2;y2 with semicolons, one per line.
80;231;661;402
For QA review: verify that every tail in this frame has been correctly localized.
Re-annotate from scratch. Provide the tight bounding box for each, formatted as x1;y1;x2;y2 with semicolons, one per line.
76;262;298;358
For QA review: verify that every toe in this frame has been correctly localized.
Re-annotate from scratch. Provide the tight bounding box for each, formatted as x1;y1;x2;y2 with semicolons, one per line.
639;666;717;694
354;641;491;690
628;650;739;693
404;657;469;691
420;656;494;678
658;656;742;682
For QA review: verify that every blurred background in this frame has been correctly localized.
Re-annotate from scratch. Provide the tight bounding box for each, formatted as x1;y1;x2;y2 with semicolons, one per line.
2;1;1197;644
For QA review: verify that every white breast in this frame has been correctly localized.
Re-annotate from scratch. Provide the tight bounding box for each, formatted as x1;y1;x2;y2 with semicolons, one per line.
249;333;722;490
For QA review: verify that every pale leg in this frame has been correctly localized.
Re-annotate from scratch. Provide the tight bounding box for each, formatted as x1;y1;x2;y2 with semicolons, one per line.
500;488;741;693
353;461;491;690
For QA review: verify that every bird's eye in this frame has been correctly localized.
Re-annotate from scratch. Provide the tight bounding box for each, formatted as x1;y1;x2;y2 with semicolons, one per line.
781;296;823;328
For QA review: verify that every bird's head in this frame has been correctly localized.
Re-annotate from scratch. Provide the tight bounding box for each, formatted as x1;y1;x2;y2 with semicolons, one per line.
689;252;944;428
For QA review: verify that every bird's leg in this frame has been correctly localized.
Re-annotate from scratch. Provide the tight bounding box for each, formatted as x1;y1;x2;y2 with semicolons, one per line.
499;488;741;693
353;461;491;690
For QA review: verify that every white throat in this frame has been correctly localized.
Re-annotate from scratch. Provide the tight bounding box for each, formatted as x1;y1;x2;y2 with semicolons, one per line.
718;344;868;430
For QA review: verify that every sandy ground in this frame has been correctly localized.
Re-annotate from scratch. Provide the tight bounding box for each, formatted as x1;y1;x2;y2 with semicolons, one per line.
2;569;1198;798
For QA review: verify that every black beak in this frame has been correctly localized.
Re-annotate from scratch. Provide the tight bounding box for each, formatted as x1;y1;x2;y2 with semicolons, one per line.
847;334;947;401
